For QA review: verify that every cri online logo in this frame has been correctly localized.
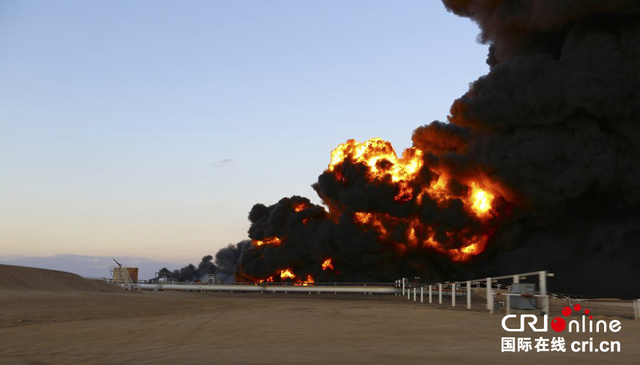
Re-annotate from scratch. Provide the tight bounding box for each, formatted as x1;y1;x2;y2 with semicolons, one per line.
502;304;622;333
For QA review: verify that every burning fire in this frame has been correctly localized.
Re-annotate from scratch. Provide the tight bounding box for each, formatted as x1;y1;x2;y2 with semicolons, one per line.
329;138;423;182
238;136;505;283
329;138;423;202
321;258;334;271
280;269;296;280
253;237;282;247
295;274;315;286
331;138;500;262
292;202;308;212
220;0;640;297
255;270;316;286
470;183;494;216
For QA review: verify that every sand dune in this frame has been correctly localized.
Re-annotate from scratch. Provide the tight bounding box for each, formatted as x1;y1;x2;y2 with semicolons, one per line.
0;264;118;292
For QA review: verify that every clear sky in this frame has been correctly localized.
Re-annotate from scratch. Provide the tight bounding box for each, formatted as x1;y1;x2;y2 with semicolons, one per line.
0;1;488;267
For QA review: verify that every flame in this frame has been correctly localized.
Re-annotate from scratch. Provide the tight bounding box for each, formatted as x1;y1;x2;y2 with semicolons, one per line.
253;237;282;247
328;138;424;182
354;212;390;239
470;183;494;217
330;139;498;262
408;225;418;247
280;269;296;280
256;272;316;286
353;211;493;262
394;180;413;202
447;235;488;262
329;138;424;202
238;136;507;284
321;258;334;271
292;202;308;212
417;175;448;204
294;274;316;286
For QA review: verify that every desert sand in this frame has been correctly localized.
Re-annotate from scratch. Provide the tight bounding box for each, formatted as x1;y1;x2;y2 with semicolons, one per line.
0;264;638;364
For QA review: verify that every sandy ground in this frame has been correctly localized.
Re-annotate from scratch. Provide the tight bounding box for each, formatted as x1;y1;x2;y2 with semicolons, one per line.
0;265;638;364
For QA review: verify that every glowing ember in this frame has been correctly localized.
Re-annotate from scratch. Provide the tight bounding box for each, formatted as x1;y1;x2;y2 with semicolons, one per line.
321;258;334;271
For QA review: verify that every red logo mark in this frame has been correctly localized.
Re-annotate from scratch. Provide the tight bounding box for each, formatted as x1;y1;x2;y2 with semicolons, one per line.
551;304;591;332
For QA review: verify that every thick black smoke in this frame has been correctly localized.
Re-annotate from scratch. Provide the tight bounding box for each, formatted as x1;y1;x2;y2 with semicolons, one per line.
215;240;251;283
183;0;640;297
158;255;218;282
436;0;640;297
231;194;463;283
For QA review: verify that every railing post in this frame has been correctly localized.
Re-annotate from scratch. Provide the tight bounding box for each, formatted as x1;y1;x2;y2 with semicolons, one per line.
413;287;417;302
438;283;443;304
486;277;493;313
429;285;432;303
467;281;471;310
539;271;548;314
452;283;456;307
420;286;424;303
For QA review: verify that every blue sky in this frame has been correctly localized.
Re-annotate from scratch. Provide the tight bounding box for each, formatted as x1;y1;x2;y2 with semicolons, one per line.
0;1;488;275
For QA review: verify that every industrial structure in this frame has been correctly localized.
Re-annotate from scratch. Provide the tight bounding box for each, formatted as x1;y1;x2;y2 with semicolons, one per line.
110;259;138;284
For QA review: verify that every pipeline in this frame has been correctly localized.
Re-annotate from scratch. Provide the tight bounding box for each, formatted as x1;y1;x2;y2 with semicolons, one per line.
132;283;400;295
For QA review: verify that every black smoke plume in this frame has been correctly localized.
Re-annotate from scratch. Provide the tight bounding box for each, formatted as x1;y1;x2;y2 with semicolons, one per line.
437;0;640;297
172;0;640;297
158;255;218;282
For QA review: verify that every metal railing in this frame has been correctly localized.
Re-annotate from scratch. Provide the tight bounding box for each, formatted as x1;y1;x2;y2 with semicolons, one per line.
398;270;552;314
397;271;640;319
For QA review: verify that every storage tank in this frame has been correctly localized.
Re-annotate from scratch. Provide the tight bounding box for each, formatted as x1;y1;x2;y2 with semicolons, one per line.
112;267;139;284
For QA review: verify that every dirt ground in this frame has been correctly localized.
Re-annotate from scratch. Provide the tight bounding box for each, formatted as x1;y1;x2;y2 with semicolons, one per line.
0;265;638;364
